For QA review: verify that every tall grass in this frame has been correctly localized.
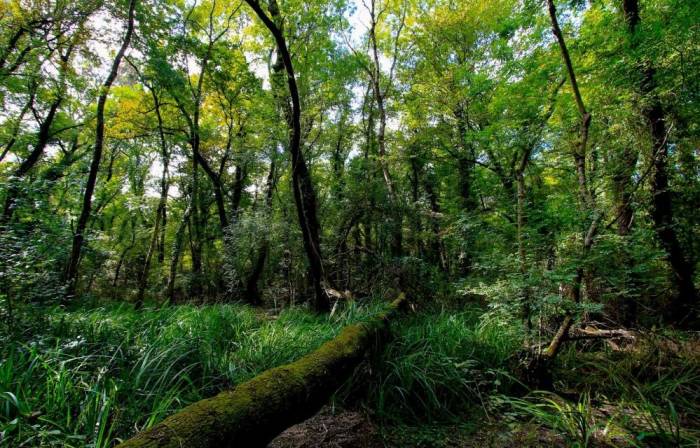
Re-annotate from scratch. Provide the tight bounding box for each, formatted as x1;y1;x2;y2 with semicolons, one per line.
366;305;522;423
0;302;383;447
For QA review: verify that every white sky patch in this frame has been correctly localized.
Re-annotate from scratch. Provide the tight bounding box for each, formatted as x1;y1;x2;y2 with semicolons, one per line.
245;50;270;89
346;0;371;47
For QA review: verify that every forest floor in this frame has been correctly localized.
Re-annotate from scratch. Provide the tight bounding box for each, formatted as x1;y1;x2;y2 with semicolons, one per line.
270;407;569;448
1;299;698;447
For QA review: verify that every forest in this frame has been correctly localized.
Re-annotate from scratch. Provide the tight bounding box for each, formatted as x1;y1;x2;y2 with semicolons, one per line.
0;0;698;446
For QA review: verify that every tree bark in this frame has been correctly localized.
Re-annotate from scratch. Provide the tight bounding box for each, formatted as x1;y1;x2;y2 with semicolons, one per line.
197;153;229;229
158;202;167;264
367;0;403;257
64;0;136;299
548;0;598;250
113;225;136;290
227;164;245;227
0;26;27;72
165;203;192;305
135;89;170;309
367;0;395;200
515;169;532;334
408;155;424;258
1;98;60;221
453;105;477;211
422;171;447;271
611;149;636;237
453;104;477;274
540;0;601;370
647;100;697;326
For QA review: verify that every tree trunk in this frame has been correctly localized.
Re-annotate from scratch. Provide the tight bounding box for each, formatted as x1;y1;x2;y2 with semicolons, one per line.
537;0;601;373
609;144;638;324
230;165;245;223
196;152;228;229
516;170;533;335
453;104;477;274
423;172;447;271
158;203;167;264
113;220;137;294
113;243;133;289
166;204;192;305
135;89;170;309
64;0;136;300
367;0;402;257
188;131;204;298
0;26;27;72
367;0;395;199
245;159;276;306
622;0;697;327
2;97;61;221
454;106;476;211
246;0;330;311
153;88;169;266
188;175;204;297
647;98;697;326
610;147;637;237
408;156;424;258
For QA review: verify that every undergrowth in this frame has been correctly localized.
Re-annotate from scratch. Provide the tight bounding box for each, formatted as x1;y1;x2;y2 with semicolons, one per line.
497;332;700;447
2;300;698;448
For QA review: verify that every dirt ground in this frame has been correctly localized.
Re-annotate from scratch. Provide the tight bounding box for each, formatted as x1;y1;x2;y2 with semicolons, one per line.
269;407;382;448
267;407;569;448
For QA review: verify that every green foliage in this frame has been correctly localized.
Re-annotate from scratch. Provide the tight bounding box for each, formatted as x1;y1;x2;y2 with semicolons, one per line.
0;224;70;318
0;0;699;445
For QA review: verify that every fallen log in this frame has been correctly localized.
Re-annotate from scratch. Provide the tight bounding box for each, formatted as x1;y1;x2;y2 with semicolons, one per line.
519;319;638;389
116;294;406;448
517;315;573;390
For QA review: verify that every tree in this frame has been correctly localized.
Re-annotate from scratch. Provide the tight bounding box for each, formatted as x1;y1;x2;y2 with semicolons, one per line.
622;0;697;327
537;0;601;368
244;0;330;311
64;0;137;299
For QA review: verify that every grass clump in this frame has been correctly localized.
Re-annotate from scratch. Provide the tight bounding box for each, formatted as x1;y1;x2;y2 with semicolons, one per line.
367;305;522;423
497;392;601;448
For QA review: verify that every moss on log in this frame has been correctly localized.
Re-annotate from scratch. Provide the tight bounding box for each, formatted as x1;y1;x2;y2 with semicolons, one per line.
116;294;405;448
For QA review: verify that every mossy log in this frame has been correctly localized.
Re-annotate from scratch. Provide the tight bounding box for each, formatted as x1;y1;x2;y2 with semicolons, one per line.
116;294;406;448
